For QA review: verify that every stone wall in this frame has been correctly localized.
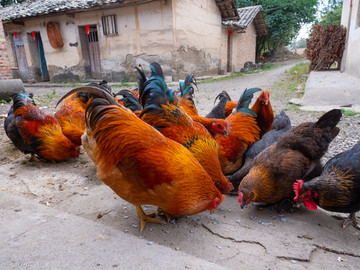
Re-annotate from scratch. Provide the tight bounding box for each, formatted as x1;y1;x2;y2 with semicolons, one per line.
0;14;13;80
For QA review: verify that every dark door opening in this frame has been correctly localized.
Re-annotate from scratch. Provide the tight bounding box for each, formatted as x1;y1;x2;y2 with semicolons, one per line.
37;33;49;81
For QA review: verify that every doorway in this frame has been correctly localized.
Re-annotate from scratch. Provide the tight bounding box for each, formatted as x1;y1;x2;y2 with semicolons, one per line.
27;32;49;81
13;33;31;81
79;25;101;79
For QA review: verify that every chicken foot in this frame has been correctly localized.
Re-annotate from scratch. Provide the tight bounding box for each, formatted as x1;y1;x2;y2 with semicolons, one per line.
136;205;164;232
342;212;360;230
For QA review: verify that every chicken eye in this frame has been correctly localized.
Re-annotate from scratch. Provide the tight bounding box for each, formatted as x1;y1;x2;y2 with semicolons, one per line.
217;124;222;129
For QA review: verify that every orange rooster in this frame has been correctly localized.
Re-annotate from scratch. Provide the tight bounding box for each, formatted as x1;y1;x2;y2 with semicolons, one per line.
5;92;80;161
177;74;228;137
54;92;91;146
58;86;224;231
215;88;261;175
55;81;112;146
250;89;274;137
137;62;233;194
225;89;274;137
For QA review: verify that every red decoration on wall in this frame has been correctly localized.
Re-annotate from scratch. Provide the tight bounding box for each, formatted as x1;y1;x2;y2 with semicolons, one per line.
86;24;90;35
260;56;265;60
32;31;36;40
228;29;233;37
14;32;17;39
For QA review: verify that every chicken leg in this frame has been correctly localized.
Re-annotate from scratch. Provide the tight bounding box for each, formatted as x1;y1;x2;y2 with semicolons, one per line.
343;212;360;230
136;205;163;232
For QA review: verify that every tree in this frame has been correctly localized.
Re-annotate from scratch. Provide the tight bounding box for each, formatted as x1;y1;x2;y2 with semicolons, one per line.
236;0;318;62
318;1;342;26
297;37;307;48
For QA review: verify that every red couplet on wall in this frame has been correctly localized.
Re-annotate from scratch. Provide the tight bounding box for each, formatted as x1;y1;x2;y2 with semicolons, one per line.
86;24;90;35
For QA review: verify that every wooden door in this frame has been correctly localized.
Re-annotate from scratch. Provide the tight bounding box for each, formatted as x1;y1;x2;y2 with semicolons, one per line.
13;33;31;81
37;33;49;81
87;26;101;78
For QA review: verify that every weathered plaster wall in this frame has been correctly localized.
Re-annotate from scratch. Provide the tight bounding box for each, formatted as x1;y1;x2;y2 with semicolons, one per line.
231;23;256;71
172;0;226;78
2;0;228;82
0;14;13;80
341;0;360;78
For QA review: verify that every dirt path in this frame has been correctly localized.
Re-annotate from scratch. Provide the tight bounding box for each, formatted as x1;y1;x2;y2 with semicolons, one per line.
1;61;359;269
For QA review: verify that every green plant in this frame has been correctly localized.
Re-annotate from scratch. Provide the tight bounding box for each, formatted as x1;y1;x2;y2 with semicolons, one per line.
0;99;7;104
341;108;360;117
45;89;58;100
284;104;301;111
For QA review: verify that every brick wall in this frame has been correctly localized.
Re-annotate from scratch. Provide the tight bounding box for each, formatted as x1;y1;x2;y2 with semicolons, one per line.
231;23;257;71
0;14;13;80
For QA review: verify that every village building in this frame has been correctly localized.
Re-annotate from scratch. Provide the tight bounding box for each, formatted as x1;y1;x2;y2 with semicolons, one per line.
341;0;360;78
0;0;267;83
0;13;13;80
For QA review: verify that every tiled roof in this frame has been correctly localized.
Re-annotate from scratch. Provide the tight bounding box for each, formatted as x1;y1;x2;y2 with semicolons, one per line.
0;0;124;21
223;5;267;36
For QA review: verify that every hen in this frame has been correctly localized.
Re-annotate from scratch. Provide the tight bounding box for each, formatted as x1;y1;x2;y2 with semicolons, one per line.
293;140;360;229
59;86;224;231
215;88;261;175
205;91;232;119
238;109;342;208
138;62;233;194
4;92;80;161
228;110;291;191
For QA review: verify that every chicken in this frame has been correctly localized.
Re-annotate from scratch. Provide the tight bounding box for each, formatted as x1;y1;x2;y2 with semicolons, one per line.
293;140;360;229
177;74;228;137
114;89;142;113
228;110;291;191
137;62;233;194
58;86;224;231
215;88;261;175
4;92;80;161
54;92;91;146
238;109;342;208
55;81;112;146
224;89;274;137
250;89;274;137
205;91;232;119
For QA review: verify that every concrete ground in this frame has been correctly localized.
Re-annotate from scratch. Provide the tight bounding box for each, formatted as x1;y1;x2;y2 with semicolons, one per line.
291;70;360;112
1;63;360;269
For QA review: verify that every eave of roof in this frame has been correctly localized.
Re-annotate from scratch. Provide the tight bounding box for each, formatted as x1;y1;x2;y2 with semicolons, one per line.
222;5;267;36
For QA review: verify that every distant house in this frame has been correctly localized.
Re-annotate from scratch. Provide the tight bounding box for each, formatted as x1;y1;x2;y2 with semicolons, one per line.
341;0;360;78
0;0;266;83
223;5;267;71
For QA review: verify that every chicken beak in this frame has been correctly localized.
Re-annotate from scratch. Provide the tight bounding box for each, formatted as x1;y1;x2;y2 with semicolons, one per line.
223;130;228;138
210;208;216;214
264;100;268;106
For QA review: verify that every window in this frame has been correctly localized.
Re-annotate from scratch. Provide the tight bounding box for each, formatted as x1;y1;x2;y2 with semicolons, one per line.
102;15;118;35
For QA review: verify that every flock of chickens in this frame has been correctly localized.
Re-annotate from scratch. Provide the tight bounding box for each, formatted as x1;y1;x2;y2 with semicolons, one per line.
4;62;360;232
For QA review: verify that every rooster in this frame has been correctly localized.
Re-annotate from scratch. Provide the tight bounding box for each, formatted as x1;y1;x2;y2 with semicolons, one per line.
224;89;274;137
58;86;224;231
293;140;360;229
177;74;228;137
228;110;291;191
137;62;233;194
55;81;112;146
114;89;142;113
215;88;261;175
238;109;342;208
4;92;80;161
205;91;232;119
250;89;274;137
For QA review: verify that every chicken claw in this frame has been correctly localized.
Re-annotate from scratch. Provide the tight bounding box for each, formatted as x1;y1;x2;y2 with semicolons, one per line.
136;205;164;232
342;212;360;231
